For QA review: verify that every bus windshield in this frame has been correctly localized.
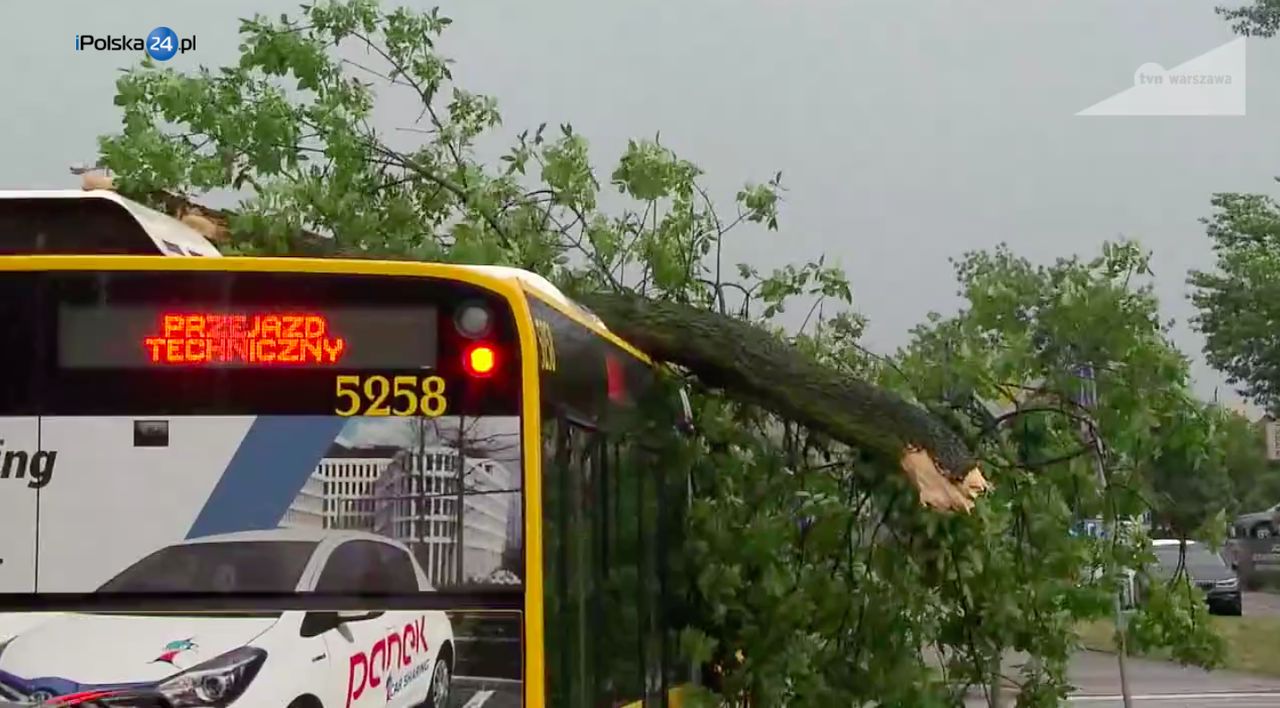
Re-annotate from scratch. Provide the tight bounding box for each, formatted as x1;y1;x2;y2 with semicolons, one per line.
0;267;525;598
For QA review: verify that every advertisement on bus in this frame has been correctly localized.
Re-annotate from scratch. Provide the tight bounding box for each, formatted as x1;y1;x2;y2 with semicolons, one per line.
0;414;524;708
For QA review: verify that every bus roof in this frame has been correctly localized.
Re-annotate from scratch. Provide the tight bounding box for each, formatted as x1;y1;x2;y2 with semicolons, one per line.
469;265;598;323
0;189;222;257
475;266;651;364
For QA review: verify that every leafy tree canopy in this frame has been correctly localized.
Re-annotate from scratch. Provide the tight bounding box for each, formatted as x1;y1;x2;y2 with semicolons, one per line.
1190;191;1280;413
90;2;1232;704
1217;0;1280;36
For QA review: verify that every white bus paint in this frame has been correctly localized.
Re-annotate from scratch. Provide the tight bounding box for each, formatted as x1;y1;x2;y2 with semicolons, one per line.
0;417;39;592
34;416;257;591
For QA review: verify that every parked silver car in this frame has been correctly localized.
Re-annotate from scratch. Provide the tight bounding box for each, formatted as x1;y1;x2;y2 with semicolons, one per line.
1148;539;1243;616
1232;503;1280;539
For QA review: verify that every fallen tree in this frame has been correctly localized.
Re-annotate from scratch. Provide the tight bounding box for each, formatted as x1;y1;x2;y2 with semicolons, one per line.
82;172;988;512
78;6;1243;702
78;8;1031;701
574;291;989;510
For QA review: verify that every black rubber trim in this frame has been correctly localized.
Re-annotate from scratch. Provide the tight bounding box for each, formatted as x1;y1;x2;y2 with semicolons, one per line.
0;591;524;613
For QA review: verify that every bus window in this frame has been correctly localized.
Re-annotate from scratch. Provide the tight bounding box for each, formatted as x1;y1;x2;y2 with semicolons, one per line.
543;411;689;708
0;197;160;254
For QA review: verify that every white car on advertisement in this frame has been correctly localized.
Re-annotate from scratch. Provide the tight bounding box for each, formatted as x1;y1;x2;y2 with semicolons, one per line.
0;530;453;708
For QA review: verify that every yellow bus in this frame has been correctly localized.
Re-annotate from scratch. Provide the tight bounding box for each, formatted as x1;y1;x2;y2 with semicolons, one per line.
0;253;695;708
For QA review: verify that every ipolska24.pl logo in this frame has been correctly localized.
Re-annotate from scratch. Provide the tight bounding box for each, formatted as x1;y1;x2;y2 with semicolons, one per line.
74;26;195;62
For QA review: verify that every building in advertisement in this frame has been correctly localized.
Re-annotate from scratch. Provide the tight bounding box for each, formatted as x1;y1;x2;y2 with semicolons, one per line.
371;446;518;587
279;471;325;529
309;443;401;531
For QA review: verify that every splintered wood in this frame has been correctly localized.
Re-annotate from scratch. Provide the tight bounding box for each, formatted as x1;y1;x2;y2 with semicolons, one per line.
900;447;991;513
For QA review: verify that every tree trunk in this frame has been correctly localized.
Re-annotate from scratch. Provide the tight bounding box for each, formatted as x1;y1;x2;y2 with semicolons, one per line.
575;292;989;512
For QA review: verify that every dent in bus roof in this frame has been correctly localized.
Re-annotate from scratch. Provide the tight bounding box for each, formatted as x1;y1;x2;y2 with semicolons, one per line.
469;266;653;364
0;189;222;257
468;265;604;326
393;262;645;366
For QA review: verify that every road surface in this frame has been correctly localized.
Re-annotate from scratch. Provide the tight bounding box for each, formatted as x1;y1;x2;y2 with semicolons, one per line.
997;591;1280;706
451;653;1280;708
1066;694;1280;707
966;651;1280;707
449;612;1280;708
451;676;522;708
1244;591;1280;616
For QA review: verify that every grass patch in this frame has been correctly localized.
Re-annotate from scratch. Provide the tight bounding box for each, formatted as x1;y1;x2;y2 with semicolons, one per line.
1077;615;1280;677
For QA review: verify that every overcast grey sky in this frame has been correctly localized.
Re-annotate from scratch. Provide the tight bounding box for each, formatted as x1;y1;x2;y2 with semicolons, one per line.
3;0;1277;410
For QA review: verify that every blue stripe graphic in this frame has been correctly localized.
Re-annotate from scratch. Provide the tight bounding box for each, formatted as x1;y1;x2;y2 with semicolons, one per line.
0;670;154;699
186;416;347;539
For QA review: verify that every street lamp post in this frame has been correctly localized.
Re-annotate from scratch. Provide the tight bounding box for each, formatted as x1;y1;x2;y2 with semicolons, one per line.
1076;364;1133;708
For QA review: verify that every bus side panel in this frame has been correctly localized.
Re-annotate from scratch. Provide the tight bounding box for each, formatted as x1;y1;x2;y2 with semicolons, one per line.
529;295;691;708
34;416;256;592
0;417;39;592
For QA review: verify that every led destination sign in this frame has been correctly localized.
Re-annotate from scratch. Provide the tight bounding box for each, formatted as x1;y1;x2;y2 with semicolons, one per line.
58;305;439;370
143;312;347;365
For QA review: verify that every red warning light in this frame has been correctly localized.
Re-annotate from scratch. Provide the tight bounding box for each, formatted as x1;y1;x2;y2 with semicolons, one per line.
606;352;628;403
142;312;347;366
463;344;497;377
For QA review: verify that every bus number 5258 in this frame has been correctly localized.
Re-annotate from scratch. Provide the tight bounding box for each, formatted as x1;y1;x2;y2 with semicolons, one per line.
333;374;448;417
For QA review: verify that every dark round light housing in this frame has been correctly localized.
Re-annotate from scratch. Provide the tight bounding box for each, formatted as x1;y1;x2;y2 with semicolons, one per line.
455;303;492;339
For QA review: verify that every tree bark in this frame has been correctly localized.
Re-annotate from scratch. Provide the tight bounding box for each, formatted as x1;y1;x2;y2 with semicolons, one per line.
575;292;989;511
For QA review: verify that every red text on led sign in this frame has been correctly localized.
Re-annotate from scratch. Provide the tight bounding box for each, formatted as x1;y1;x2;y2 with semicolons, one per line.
143;313;348;365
